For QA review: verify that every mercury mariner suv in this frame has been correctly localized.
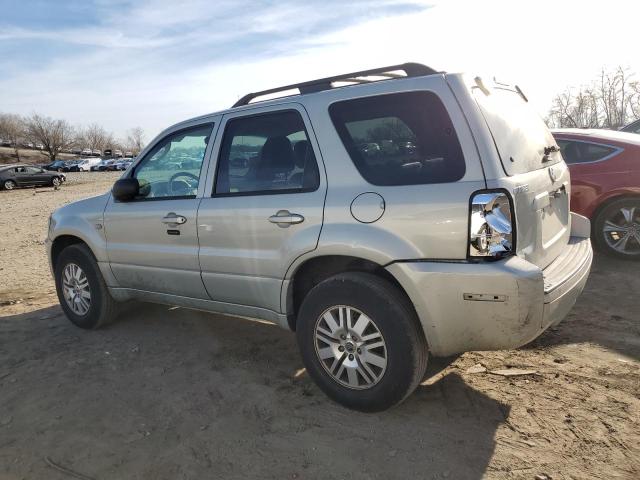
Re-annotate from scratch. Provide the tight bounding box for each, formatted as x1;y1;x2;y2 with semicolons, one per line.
47;63;593;411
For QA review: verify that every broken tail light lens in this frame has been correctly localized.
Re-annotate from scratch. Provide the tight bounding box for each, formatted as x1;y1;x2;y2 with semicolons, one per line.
469;191;514;258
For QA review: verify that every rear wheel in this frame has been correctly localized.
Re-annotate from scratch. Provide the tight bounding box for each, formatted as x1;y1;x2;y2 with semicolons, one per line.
3;179;16;190
593;198;640;259
296;272;428;412
54;244;119;329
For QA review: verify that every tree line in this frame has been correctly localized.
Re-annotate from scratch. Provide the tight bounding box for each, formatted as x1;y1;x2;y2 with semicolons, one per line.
547;66;640;129
0;112;146;163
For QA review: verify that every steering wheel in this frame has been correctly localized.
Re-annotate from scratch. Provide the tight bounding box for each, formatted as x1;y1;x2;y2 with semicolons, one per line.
168;171;199;196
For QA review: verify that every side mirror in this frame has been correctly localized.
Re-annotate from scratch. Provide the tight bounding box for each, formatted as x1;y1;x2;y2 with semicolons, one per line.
112;178;139;202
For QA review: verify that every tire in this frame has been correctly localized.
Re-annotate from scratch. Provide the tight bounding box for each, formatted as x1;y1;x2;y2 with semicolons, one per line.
296;272;428;412
592;197;640;260
3;179;16;190
54;244;119;329
51;177;61;187
57;168;63;172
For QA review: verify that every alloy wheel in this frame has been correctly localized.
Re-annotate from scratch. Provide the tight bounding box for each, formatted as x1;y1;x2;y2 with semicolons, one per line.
314;305;387;390
603;206;640;255
4;180;15;190
62;263;92;315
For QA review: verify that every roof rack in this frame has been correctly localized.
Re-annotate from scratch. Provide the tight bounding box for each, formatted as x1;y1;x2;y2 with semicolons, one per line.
232;62;438;108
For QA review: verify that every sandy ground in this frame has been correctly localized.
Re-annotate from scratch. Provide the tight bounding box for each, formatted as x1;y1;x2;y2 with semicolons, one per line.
0;174;638;480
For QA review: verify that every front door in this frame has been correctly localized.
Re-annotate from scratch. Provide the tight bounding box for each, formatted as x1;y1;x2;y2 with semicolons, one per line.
197;106;326;313
15;166;50;186
104;121;217;299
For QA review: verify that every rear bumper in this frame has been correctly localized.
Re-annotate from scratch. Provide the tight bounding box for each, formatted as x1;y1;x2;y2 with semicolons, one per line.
387;213;593;357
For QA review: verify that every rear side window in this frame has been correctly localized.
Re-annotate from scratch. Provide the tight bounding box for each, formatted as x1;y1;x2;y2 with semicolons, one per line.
557;139;618;164
214;110;320;196
329;92;465;186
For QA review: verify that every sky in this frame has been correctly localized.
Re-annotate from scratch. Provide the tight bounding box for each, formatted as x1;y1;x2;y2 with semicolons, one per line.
1;0;639;142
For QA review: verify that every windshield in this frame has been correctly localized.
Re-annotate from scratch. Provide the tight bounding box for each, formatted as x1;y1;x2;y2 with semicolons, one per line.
473;86;561;175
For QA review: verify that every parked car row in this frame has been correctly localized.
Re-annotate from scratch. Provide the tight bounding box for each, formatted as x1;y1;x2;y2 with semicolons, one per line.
0;140;44;150
90;158;134;171
42;158;134;172
0;164;65;190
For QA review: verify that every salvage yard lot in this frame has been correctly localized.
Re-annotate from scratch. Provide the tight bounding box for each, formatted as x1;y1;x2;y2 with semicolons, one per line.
0;173;638;479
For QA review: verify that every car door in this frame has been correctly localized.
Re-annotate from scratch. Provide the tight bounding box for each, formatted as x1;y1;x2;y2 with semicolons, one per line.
104;119;219;298
10;167;27;185
28;166;53;185
197;105;327;313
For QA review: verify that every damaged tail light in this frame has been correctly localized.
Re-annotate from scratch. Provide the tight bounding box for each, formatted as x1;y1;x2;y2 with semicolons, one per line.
469;191;515;259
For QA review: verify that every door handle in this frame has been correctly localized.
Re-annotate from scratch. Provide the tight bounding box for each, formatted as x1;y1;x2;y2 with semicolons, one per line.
162;213;187;225
268;210;305;227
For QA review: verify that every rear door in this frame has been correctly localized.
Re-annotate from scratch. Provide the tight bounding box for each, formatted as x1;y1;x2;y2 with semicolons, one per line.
472;84;570;269
197;104;326;313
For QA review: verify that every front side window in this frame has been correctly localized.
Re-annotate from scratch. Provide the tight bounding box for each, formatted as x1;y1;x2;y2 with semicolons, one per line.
329;91;465;186
214;110;320;195
557;139;618;164
133;124;213;199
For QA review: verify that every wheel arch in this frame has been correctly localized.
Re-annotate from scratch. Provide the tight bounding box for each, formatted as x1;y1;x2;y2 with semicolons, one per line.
284;254;417;333
590;192;640;225
51;235;94;270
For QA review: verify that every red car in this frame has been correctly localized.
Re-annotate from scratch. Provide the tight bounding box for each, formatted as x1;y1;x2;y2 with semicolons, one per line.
552;129;640;259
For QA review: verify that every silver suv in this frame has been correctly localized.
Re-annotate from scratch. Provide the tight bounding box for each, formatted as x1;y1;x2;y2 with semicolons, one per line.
47;63;593;411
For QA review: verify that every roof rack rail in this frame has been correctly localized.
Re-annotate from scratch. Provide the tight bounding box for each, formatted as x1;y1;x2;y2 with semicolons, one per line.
232;62;438;108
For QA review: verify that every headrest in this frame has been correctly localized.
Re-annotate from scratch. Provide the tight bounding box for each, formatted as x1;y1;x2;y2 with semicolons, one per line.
293;140;310;168
260;136;294;171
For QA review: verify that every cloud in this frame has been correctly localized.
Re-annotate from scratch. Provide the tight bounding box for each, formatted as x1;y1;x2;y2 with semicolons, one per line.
1;0;640;140
0;0;431;138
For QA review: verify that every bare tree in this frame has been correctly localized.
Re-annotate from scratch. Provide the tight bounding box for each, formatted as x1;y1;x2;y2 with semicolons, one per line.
23;114;76;162
126;127;145;154
548;66;640;129
77;123;115;152
0;113;25;162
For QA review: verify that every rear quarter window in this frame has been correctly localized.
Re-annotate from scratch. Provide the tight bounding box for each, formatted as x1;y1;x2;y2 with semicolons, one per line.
556;139;618;164
329;91;465;186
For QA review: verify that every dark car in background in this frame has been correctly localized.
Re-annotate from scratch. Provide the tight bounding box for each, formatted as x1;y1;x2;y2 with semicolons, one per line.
61;160;82;172
99;159;117;171
0;164;65;190
553;129;640;259
43;160;68;172
621;119;640;135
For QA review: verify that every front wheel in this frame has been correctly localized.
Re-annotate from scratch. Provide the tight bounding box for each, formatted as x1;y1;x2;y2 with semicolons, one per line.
52;177;61;187
54;244;119;329
296;272;428;412
593;198;640;259
3;179;16;190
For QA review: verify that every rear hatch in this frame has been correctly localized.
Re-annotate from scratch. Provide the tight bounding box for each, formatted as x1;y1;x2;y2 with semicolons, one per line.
473;83;570;269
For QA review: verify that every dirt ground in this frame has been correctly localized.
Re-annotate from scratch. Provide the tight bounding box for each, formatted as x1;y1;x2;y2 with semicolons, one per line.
0;174;638;480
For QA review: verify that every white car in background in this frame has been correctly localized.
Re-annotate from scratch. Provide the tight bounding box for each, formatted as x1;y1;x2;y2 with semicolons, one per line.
77;157;102;171
81;148;92;156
